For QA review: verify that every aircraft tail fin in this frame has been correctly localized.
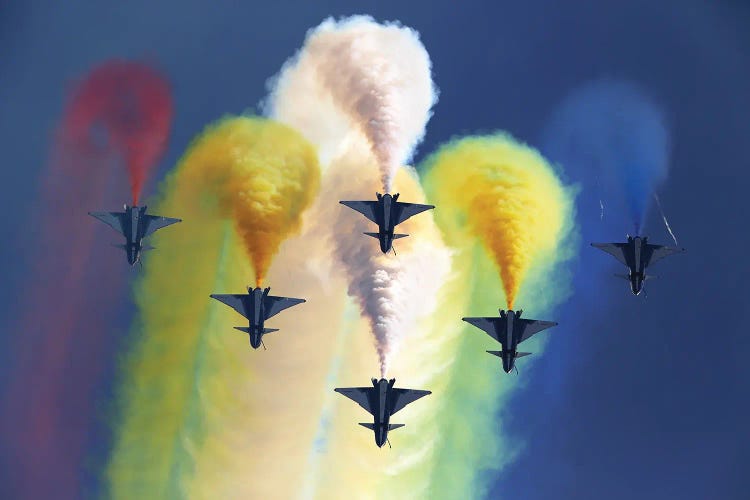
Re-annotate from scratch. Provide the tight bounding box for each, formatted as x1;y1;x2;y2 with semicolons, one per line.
614;273;654;280
358;423;405;431
363;232;408;240
233;326;277;335
487;350;532;359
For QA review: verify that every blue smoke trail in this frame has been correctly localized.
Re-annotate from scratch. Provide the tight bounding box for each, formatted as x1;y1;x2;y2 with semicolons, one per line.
542;79;669;234
494;80;672;500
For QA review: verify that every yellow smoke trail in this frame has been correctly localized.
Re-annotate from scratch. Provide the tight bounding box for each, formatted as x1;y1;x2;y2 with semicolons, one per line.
105;172;236;498
106;116;325;498
182;116;321;286
184;221;351;499
415;134;577;497
174;117;345;498
424;134;571;309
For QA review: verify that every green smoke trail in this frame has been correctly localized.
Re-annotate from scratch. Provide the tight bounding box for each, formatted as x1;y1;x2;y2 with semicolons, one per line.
105;168;241;498
414;134;577;498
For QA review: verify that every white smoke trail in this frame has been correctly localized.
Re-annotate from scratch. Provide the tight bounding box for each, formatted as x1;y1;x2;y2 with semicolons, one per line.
266;15;437;192
267;16;447;378
328;147;450;376
653;192;679;246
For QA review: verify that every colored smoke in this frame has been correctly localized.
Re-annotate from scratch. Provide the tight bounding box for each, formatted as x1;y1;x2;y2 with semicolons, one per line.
0;59;172;498
329;150;450;377
106;116;327;498
542;80;669;234
422;134;574;309
267;16;447;378
63;60;173;205
418;133;577;496
267;15;437;191
175;116;320;285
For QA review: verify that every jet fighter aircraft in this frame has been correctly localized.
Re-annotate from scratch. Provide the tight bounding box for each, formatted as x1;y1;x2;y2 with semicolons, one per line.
591;235;685;295
463;309;557;374
339;192;434;254
334;378;431;448
210;286;305;349
89;204;181;265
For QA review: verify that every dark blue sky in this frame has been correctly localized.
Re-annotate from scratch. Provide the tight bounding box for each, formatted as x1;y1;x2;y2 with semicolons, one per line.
2;1;748;499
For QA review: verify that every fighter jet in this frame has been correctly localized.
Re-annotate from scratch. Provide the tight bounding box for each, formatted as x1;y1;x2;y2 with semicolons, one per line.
339;193;434;254
334;378;431;448
463;309;557;374
591;235;685;295
209;286;305;349
89;204;181;266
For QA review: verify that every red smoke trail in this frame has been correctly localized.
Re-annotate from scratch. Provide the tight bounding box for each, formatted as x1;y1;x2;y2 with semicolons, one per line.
62;60;172;204
0;60;173;499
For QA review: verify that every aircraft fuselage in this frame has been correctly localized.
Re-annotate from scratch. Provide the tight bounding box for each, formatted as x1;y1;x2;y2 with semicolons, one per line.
370;378;394;447
246;287;267;349
498;310;521;373
375;193;397;253
626;236;647;295
122;205;148;265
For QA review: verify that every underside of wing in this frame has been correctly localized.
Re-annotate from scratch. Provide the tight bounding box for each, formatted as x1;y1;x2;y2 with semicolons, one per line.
89;211;125;235
264;296;305;319
519;319;558;342
462;316;503;343
645;244;685;265
390;388;431;415
334;387;374;414
209;294;248;319
393;201;434;225
143;214;182;237
339;200;379;224
591;242;629;265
